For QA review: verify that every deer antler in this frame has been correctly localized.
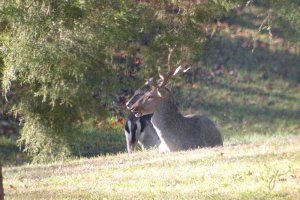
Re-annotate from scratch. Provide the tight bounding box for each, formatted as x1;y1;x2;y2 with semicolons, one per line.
158;47;182;88
167;47;175;72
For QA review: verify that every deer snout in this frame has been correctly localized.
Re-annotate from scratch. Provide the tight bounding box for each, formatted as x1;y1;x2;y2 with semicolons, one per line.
130;107;140;117
126;101;132;109
126;99;137;109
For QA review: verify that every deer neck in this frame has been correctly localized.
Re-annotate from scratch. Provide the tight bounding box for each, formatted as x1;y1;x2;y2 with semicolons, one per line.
151;97;184;151
152;98;181;122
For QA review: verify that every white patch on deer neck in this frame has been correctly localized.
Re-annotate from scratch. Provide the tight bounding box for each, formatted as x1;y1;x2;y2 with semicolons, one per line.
151;119;170;153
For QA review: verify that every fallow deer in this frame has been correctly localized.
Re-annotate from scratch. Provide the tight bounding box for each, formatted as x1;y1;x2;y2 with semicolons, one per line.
127;48;223;153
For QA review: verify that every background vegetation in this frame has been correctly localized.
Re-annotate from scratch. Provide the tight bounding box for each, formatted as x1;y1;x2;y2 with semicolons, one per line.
0;0;299;165
1;0;300;199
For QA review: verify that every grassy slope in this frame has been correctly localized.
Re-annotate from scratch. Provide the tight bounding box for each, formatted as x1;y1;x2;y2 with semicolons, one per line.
3;135;300;199
177;5;300;142
3;3;300;199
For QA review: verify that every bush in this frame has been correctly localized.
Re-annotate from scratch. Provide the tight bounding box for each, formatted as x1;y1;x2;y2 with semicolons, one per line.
0;0;245;162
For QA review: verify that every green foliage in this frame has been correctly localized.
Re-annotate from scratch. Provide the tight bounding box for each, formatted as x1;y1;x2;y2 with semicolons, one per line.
1;0;240;162
0;1;131;161
4;0;299;163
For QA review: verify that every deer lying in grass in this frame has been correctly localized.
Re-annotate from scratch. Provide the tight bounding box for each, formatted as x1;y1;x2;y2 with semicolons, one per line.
127;48;223;153
124;89;160;153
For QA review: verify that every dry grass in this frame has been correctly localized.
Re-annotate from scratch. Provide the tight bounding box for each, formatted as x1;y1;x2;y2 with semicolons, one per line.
3;135;300;200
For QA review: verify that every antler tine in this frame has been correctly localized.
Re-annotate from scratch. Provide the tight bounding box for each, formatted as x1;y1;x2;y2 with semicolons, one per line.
167;47;175;71
159;47;181;88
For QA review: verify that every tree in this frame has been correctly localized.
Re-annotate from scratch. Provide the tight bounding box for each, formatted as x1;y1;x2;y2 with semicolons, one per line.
0;0;243;162
0;161;3;200
1;1;139;162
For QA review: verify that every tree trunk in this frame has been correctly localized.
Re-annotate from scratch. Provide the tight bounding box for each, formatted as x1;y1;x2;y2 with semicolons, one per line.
0;161;4;200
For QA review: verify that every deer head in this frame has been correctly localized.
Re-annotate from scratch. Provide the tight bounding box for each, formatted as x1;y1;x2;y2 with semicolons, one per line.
125;77;156;109
126;89;144;109
128;47;182;117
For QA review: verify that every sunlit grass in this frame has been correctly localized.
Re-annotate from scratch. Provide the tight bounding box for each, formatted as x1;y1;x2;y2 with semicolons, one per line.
2;4;300;199
3;135;300;199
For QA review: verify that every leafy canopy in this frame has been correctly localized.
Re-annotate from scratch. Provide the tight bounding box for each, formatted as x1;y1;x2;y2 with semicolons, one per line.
1;0;299;162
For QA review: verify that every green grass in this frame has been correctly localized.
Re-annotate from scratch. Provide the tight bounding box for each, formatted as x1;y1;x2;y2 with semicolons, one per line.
178;74;300;142
175;4;300;142
3;135;300;199
1;5;300;200
2;3;300;199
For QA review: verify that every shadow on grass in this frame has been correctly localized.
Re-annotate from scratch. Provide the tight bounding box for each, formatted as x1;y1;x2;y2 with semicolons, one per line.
182;3;300;138
204;35;300;84
196;13;300;132
225;9;264;31
70;128;126;159
197;100;299;123
205;80;299;102
225;2;300;44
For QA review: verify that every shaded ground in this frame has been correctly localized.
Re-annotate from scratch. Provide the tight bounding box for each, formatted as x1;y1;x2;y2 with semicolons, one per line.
174;5;300;141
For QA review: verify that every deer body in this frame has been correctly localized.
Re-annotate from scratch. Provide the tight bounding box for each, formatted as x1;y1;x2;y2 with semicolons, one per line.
139;116;160;149
150;95;222;153
127;47;223;153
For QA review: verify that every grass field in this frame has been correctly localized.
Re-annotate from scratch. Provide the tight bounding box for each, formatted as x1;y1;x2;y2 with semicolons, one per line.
2;3;300;199
3;135;300;199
